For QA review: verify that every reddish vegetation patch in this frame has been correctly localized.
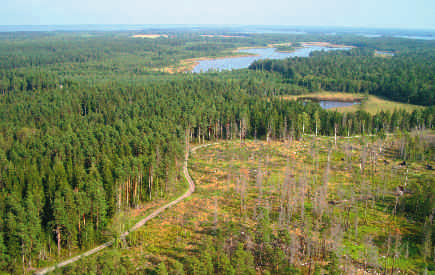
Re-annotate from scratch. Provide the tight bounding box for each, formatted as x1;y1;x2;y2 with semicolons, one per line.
200;35;243;38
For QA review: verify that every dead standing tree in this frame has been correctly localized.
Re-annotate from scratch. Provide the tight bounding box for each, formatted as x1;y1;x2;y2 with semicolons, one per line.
239;168;249;221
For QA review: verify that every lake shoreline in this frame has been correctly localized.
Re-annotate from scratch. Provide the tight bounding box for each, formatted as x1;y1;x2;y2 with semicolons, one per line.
163;52;260;73
298;96;364;103
170;42;353;73
281;92;365;103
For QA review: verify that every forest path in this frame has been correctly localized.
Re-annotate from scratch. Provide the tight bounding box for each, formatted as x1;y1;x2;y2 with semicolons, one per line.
35;143;214;275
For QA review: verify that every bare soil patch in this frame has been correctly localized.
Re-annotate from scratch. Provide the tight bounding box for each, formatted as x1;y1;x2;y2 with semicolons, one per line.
132;34;168;39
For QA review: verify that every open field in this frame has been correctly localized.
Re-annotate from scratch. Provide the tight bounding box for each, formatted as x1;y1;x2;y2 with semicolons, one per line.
281;91;424;114
337;95;424;113
157;60;198;74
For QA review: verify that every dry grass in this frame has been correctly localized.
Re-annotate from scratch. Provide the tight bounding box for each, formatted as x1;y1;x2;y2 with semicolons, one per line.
157;60;197;74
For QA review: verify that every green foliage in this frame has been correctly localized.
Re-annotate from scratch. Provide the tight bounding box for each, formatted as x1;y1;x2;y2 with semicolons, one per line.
326;252;340;275
232;244;256;275
172;260;185;275
0;31;433;273
250;43;435;106
158;262;168;275
216;252;235;275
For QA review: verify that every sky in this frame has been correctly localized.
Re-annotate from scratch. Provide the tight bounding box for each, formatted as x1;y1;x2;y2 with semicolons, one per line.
1;0;434;30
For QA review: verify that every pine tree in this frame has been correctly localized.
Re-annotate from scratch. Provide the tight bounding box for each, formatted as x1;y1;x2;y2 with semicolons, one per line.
0;233;9;270
231;243;255;275
53;193;66;257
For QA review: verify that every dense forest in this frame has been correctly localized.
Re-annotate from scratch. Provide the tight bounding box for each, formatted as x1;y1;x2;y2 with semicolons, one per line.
0;31;433;274
249;41;435;106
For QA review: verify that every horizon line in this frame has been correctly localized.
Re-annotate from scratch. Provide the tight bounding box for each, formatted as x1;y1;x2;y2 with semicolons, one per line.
0;24;434;32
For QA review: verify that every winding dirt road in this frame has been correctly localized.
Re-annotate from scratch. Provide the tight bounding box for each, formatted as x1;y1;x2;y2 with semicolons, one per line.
35;143;213;275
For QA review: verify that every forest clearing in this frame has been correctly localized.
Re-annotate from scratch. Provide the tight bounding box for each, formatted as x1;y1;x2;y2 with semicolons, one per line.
56;132;434;274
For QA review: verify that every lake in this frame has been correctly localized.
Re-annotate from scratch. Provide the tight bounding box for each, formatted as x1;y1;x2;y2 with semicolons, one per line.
192;46;351;73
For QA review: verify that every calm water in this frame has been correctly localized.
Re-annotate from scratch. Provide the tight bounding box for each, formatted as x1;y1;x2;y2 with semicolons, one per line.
359;33;382;38
319;101;360;109
376;51;395;56
192;46;351;73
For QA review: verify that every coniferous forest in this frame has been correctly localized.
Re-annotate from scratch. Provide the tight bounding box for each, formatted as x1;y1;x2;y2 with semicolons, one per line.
0;30;433;274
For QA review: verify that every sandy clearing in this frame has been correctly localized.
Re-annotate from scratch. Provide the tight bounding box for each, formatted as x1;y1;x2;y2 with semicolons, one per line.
132;34;168;39
200;35;243;38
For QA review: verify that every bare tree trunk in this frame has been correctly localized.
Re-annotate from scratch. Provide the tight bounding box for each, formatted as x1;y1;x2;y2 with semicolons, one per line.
57;226;61;257
118;184;122;210
240;120;242;144
149;166;153;200
126;177;129;207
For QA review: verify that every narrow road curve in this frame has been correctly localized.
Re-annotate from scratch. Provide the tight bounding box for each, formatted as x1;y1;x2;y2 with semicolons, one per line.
35;143;213;275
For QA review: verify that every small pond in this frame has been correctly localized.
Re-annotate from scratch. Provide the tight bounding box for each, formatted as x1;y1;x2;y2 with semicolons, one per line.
192;46;351;73
319;101;360;109
376;51;395;56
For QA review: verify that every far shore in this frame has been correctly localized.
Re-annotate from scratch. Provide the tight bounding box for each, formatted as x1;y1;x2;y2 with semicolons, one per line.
237;41;355;53
300;42;356;48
